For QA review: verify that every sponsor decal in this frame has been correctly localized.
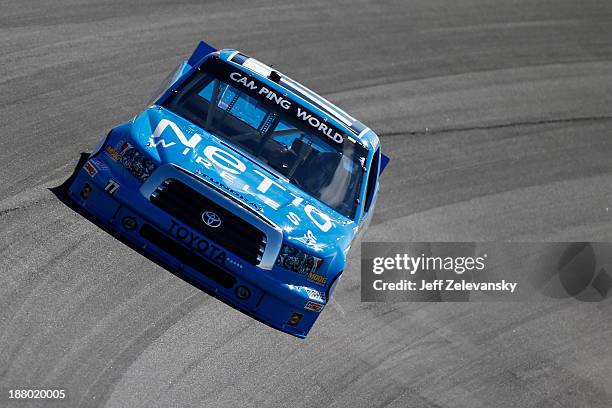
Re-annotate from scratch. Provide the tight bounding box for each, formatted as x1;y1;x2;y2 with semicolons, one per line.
295;230;326;251
294;230;317;244
201;211;222;228
121;216;137;230
304;301;324;313
105;145;121;161
304;287;326;303
307;271;327;286
116;140;133;155
90;157;108;170
168;220;227;266
104;180;120;195
223;68;345;144
83;160;98;177
198;171;263;212
149;118;335;233
105;139;133;161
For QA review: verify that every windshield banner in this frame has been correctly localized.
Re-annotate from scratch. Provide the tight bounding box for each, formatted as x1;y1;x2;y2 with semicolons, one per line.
202;57;348;146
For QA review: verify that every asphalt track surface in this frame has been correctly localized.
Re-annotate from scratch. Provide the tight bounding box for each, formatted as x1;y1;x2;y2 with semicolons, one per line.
1;1;612;407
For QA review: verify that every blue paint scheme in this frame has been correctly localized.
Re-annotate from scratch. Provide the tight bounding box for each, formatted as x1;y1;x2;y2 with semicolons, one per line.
68;42;385;338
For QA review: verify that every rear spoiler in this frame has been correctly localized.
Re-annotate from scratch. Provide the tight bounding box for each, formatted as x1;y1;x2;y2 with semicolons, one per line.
187;40;217;66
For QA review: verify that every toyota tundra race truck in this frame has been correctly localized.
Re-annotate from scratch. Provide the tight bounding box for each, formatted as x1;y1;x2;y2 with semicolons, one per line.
68;41;389;338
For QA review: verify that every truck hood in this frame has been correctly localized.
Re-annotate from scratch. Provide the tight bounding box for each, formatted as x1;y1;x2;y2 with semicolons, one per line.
127;107;356;254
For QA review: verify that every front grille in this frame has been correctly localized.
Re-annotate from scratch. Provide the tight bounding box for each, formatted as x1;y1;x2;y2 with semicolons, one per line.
140;224;236;289
150;178;266;265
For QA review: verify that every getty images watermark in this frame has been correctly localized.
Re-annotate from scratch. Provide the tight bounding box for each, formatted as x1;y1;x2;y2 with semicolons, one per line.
361;243;612;302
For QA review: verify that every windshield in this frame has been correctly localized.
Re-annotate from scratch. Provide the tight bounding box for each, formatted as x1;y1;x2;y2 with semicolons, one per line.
163;60;367;219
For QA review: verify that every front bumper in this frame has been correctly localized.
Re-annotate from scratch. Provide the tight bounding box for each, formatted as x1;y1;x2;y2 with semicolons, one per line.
68;156;325;338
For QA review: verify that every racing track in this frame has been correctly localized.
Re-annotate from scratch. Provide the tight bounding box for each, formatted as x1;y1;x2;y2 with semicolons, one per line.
1;0;612;407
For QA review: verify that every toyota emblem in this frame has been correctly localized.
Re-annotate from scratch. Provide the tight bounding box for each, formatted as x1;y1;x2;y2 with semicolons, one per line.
201;210;222;228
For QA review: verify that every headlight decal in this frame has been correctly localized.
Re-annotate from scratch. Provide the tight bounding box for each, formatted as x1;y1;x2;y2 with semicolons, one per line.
105;139;156;182
120;147;156;181
275;244;323;275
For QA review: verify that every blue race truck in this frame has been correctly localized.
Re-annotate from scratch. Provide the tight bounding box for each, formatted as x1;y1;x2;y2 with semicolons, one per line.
69;41;389;338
